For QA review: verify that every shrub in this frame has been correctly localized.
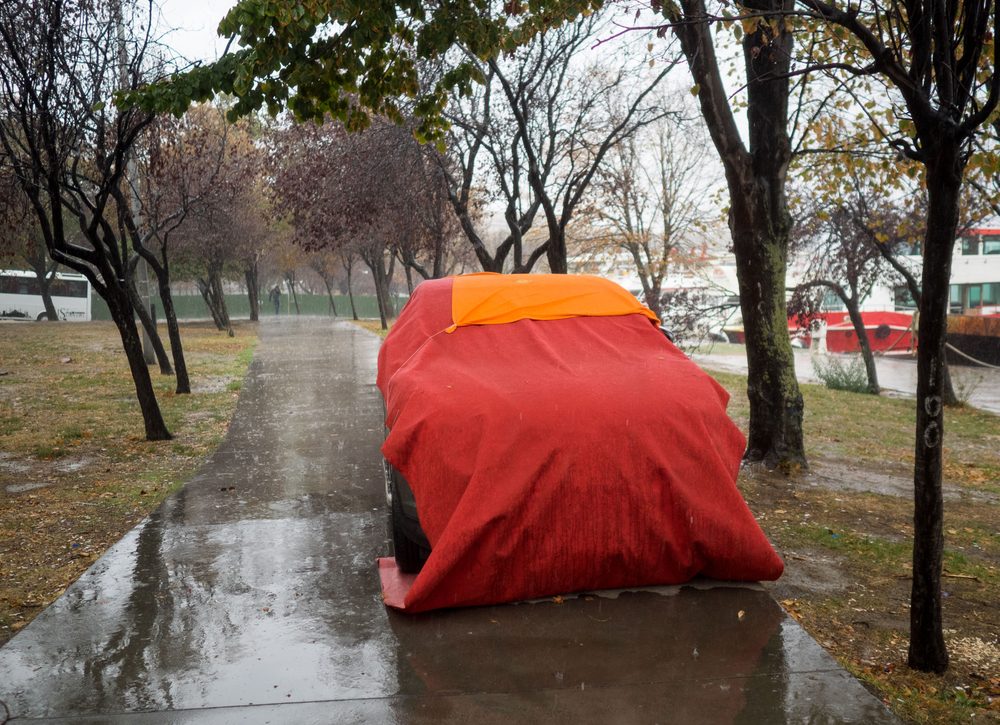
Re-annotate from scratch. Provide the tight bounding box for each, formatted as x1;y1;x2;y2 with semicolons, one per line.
812;354;869;393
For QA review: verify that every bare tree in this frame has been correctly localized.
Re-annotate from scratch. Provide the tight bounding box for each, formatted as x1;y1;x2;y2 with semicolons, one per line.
128;105;231;392
394;145;469;287
438;10;677;274
0;0;171;439
270;116;460;328
794;0;1000;672
647;0;809;470
788;169;906;394
583;104;716;319
172;114;269;335
0;169;60;319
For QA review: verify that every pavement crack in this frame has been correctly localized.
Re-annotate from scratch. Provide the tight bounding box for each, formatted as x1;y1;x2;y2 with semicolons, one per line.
0;697;10;725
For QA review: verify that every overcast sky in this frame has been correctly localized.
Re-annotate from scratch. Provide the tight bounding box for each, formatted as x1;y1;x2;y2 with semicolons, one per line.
156;0;235;63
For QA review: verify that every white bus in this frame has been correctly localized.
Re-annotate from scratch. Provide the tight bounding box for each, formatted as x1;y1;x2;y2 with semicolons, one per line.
0;269;92;321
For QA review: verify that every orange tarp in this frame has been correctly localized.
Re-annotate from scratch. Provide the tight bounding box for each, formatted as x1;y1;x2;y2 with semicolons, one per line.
447;273;659;332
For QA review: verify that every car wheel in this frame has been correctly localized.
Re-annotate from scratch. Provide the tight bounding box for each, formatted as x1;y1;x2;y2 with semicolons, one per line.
388;466;431;573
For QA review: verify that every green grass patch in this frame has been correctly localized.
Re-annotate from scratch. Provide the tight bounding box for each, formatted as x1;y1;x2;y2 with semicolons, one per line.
792;523;910;567
708;369;999;475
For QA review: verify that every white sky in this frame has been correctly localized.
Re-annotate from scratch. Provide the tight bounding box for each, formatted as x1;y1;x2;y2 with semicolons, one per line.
154;0;236;63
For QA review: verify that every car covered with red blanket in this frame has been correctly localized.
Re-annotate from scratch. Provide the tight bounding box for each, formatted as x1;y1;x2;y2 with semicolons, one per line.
376;273;782;612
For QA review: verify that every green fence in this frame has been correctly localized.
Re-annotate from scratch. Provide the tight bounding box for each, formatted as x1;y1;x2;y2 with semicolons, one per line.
90;293;408;321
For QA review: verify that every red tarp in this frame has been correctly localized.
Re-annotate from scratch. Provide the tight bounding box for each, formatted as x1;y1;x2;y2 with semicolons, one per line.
377;277;782;612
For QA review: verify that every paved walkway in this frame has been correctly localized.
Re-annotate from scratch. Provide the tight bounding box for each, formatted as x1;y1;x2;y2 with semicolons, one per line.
693;347;1000;415
0;319;899;723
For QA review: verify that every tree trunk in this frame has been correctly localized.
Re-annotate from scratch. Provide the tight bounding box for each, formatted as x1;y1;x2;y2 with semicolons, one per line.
25;242;59;321
673;0;806;470
210;269;233;336
547;227;568;274
737;6;805;470
285;273;301;315
36;272;59;321
197;279;225;330
647;279;663;320
198;264;231;333
365;251;396;328
383;252;397;319
432;233;445;279
322;277;339;316
346;264;358;320
127;271;173;375
845;302;880;394
907;149;961;675
245;264;260;322
158;276;191;394
731;206;805;470
105;286;171;441
369;259;389;330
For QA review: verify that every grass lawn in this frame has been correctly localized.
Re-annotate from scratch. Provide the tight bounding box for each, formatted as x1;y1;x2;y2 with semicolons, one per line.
0;320;257;645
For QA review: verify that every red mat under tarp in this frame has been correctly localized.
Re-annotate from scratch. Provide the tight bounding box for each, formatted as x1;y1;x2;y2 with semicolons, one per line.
377;277;782;612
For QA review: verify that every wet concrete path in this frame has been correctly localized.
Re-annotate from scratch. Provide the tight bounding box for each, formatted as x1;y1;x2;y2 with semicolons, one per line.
0;319;899;723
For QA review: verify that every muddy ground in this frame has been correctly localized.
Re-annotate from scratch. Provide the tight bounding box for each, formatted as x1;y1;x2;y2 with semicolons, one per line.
742;457;999;724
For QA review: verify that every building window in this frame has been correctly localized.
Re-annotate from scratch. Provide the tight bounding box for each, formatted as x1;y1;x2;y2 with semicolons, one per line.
968;285;982;308
950;285;963;313
984;282;998;306
894;286;917;311
821;290;845;311
961;237;980;255
983;236;1000;255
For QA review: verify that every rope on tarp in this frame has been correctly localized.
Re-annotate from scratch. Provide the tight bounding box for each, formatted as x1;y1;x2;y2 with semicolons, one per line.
946;342;1000;369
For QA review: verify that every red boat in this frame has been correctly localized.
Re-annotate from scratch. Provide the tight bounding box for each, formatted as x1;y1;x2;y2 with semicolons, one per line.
824;311;914;354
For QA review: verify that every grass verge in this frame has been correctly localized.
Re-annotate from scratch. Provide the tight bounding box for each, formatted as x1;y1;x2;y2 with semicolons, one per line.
0;320;257;645
353;319;390;338
709;370;999;724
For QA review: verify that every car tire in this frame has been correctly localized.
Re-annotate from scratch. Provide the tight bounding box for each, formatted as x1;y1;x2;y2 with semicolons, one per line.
388;467;431;573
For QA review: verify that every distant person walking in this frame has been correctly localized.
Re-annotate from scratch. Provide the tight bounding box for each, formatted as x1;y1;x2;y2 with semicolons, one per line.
269;286;281;316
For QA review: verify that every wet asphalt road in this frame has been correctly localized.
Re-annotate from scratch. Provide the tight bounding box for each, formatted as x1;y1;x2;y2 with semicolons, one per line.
0;318;899;723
